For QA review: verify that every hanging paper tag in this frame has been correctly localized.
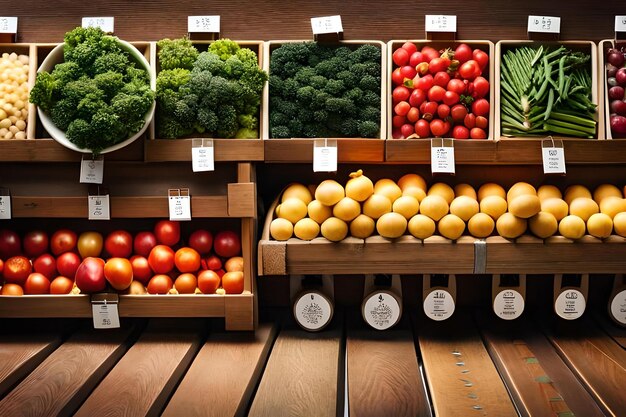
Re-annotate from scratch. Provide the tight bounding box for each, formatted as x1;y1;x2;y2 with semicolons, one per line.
92;297;120;329
191;139;214;172
80;155;104;184
425;15;457;33
311;15;343;35
293;291;333;331
615;16;626;33
0;17;17;34
82;17;115;33
555;289;586;320
88;194;110;220
362;291;401;330
313;139;338;172
0;192;11;219
610;289;626;325
431;138;455;174
168;188;192;221
528;15;560;34
424;289;455;321
188;15;220;33
493;289;525;320
542;138;566;174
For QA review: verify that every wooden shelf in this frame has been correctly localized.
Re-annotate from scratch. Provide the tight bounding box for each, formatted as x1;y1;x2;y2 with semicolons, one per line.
145;139;264;162
263;139;385;163
0;138;145;162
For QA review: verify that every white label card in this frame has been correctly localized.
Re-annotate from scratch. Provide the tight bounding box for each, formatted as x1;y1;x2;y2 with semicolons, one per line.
425;15;457;33
92;302;120;329
493;289;525;320
610;289;626;325
0;195;10;219
294;292;333;331
311;15;343;35
169;194;192;221
313;140;338;172
555;289;586;320
82;17;115;33
362;291;401;330
88;195;110;220
616;16;626;33
0;17;17;34
188;15;220;33
431;143;455;174
528;15;561;34
80;156;104;184
192;144;215;172
542;147;566;174
424;289;456;321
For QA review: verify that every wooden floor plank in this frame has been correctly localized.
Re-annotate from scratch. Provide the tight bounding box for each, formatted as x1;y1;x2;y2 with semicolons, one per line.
347;316;430;417
162;322;277;417
248;316;343;417
477;312;605;417
74;319;204;417
592;312;626;349
418;312;517;417
541;316;626;417
0;324;136;417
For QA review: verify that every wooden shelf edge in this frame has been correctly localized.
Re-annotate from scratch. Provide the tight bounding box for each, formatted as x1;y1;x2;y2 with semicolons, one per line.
263;138;385;163
145;139;265;162
0;138;145;162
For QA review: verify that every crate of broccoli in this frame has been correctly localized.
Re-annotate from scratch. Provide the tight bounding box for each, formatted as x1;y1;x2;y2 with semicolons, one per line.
29;27;156;154
153;38;267;140
264;40;387;139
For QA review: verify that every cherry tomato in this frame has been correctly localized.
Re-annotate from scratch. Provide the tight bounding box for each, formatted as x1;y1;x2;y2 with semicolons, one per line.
415;119;431;138
50;276;74;295
427;85;446;102
472;99;490;117
3;256;32;285
24;272;50;294
77;231;103;259
437;104;451;119
475;116;489;129
428;58;448;74
0;229;21;259
133;231;157;257
473;49;489;70
394;101;410;117
175;247;201;273
420;101;438;121
23;230;48;258
214;231;241;258
147;274;173;294
50;229;77;256
33;253;57;280
175;273;197;294
201;255;222;271
104;258;133;291
415;74;433;91
392;67;404;85
430;119;449;137
57;252;81;279
447;78;467;95
393;115;406;128
197;269;220;294
130;255;152;284
452;125;470;139
433;71;451;88
392;86;410;103
400;65;417;80
421;46;440;62
464;113;477;129
1;283;23;296
470;127;487;139
393;48;410;66
409;89;427;107
459;60;481;80
406;107;420;123
451;104;468;123
400;124;414;138
409;51;426;67
154;220;180;246
443;91;460;106
454;43;473;63
402;42;418;55
472;76;490;99
222;271;245;294
148;245;175;274
105;230;133;258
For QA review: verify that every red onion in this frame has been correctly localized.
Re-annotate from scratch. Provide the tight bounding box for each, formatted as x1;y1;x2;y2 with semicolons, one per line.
607;63;619;78
610;99;626;116
608;48;625;67
617;68;626;86
611;115;626;134
609;86;625;100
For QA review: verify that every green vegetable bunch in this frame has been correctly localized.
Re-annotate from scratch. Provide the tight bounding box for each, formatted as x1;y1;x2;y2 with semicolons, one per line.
29;27;155;153
269;42;382;138
156;38;268;139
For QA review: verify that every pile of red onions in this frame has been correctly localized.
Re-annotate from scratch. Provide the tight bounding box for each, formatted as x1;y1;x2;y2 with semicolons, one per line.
607;47;626;136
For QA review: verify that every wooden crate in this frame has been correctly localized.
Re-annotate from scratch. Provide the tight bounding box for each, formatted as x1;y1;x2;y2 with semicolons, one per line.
147;40;265;162
0;43;36;140
494;40;600;141
262;40;387;163
599;39;624;140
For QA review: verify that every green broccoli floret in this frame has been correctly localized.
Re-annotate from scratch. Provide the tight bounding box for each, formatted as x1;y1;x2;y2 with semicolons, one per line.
93;52;129;75
324;79;345;96
50;99;77;131
344;87;364;103
313;110;329;123
237;114;258;130
336;70;357;89
235;48;259;66
94;71;125;99
157;117;194;139
326;97;356;115
271;125;290;138
197;108;219;133
362;91;381;108
309;75;328;90
340;118;359;136
234;127;258;139
77;92;106;120
51;62;83;89
208;39;240;60
29;72;57;112
65;119;92;148
157;38;198;71
358;120;379;138
359;75;379;92
350;44;381;64
296;86;315;104
288;119;304;137
157;68;190;92
216;105;239;138
193;51;225;75
361;106;380;123
63;27;122;67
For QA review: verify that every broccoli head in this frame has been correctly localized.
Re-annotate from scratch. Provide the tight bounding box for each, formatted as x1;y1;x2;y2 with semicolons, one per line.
193;51;225;75
157;38;198;71
216;105;239;138
234;127;258;139
93;51;129;75
271;125;290;138
94;71;125;99
156;68;191;92
50;99;77;131
29;72;57;112
208;39;240;60
358;120;379;138
197;108;219;133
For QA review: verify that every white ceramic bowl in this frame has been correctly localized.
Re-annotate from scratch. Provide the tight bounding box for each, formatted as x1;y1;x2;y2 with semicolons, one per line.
37;39;156;154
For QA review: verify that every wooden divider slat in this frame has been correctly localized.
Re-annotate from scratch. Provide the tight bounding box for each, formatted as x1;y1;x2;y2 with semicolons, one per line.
592;312;626;350
74;320;204;417
477;313;605;417
162;322;277;417
418;312;517;417
0;324;135;417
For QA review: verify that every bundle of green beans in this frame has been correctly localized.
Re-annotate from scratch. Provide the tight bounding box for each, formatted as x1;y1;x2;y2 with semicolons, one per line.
500;45;597;138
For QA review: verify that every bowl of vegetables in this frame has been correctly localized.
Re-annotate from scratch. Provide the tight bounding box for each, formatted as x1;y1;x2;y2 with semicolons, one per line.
30;27;156;154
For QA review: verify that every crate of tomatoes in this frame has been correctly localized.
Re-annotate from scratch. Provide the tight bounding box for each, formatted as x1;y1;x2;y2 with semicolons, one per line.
388;40;494;140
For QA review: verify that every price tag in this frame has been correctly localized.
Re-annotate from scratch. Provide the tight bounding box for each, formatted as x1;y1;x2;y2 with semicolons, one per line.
191;139;214;172
425;15;457;33
168;189;192;221
616;16;626;33
493;289;525;320
0;195;11;219
293;291;333;331
88;194;110;220
80;155;104;184
0;17;17;34
92;302;120;329
431;138;455;174
362;291;401;330
528;15;561;34
310;15;343;35
313;139;338;172
555;289;586;320
610;289;626;325
188;15;220;33
542;138;566;174
424;289;455;321
82;17;115;33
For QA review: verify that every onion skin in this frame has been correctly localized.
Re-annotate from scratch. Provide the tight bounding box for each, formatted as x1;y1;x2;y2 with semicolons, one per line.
610;100;626;116
607;49;625;67
611;115;626;134
617;68;626;86
609;86;625;100
607;63;619;78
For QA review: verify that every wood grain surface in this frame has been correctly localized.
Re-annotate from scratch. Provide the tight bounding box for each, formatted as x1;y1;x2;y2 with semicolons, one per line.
477;312;605;417
0;325;135;417
418;312;517;417
162;322;277;417
593;312;626;349
74;320;203;417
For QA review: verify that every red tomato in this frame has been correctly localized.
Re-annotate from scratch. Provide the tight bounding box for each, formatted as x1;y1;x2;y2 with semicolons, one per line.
409;89;426;108
472;99;490;117
75;257;106;294
402;42;418;55
433;71;451;88
214;231;241;258
3;256;32;285
473;49;489;69
175;247;201;273
33;253;57;280
400;124;414;138
427;85;446;102
130;255;152;284
428;58;448;74
392;127;402;139
24;272;50;294
392;86;410;103
174;273;197;294
392;67;404;86
0;229;21;259
57;252;81;279
1;283;23;296
472;76;490;98
201;255;222;271
154;220;180;246
104;258;133;291
406;107;420;123
415;74;433;91
133;231;157;257
400;65;417;80
452;125;470;139
148;245;175;274
470;127;487;139
421;46;440;62
420;101;438;120
430;119;450;137
104;230;133;258
50;276;74;294
443;91;460;106
451;104;468;123
197;270;220;294
50;229;77;256
459;60;481;80
392;115;406;128
23;230;48;258
437;104;451;119
77;231;103;259
447;78;466;95
394;101;410;117
409;51;426;67
393;47;410;66
475;116;489;129
454;43;473;63
415;119;431;138
187;230;212;256
464;113;477;129
147;274;173;294
222;271;244;294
